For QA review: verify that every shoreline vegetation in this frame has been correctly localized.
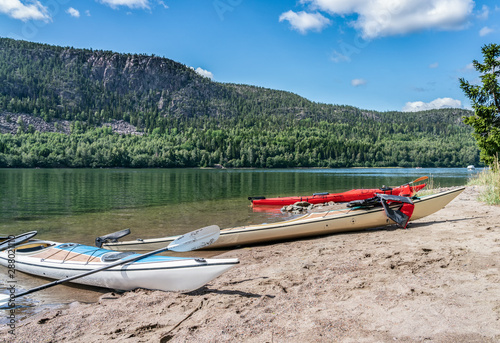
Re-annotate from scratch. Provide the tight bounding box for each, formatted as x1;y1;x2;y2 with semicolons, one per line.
467;158;500;205
0;111;480;169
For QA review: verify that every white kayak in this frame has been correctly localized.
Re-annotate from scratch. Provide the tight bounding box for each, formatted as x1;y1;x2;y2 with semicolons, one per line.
0;241;239;293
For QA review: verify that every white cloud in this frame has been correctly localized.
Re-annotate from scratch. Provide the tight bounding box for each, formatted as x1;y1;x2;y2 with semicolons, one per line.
402;97;462;112
479;26;494;36
300;0;474;39
351;78;367;87
99;0;150;9
477;5;489;20
67;7;80;18
0;0;50;21
279;10;331;34
429;62;439;68
194;67;214;79
458;62;474;73
330;50;351;63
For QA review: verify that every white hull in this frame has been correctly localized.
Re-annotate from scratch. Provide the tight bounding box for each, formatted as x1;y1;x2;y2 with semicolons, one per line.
105;187;465;250
0;242;239;292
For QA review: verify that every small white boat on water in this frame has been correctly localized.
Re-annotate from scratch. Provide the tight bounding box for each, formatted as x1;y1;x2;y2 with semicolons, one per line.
0;241;239;292
467;165;475;170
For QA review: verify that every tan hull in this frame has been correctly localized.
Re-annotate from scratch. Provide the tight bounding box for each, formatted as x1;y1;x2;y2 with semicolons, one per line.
104;187;465;250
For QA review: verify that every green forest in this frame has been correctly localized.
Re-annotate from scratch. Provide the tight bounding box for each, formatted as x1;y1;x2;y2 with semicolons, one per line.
0;38;480;168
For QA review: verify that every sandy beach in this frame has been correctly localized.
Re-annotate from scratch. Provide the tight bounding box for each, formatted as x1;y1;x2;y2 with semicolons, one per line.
1;186;499;342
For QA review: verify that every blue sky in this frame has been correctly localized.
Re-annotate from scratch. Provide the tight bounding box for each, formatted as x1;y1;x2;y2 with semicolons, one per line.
0;0;499;112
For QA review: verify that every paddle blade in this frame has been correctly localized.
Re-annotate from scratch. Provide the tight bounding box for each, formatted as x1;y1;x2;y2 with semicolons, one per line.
0;231;38;251
409;176;428;184
0;294;10;308
167;225;220;252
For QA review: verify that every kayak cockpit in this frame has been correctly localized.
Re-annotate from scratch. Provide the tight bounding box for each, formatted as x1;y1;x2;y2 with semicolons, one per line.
13;241;55;253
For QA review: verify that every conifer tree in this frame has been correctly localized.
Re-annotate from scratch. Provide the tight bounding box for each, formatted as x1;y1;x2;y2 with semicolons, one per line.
460;43;500;165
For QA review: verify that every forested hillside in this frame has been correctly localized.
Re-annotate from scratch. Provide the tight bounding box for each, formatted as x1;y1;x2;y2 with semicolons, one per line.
0;38;480;168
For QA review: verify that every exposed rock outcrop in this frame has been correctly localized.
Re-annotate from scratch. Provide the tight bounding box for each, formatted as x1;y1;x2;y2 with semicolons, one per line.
0;112;70;134
0;112;141;136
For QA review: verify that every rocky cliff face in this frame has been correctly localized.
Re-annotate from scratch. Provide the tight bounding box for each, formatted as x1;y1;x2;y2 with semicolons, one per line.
64;48;223;116
83;51;194;94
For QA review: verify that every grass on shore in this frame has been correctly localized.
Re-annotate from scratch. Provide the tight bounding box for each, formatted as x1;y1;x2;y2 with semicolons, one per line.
416;176;444;197
467;159;500;205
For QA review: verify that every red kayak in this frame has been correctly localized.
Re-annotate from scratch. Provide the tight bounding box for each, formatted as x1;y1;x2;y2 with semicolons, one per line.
249;183;426;207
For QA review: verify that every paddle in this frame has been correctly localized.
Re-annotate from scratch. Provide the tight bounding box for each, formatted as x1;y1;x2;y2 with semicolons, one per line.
407;176;428;185
0;225;219;307
0;231;38;251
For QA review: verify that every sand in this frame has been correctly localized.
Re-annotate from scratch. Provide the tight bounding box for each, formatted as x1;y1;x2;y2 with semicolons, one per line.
1;186;499;342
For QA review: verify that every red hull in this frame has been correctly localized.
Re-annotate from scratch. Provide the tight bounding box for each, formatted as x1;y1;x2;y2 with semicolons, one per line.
251;184;426;207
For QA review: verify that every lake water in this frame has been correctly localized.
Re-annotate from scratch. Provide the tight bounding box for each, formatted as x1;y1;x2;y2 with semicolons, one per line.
0;167;480;245
0;167;481;320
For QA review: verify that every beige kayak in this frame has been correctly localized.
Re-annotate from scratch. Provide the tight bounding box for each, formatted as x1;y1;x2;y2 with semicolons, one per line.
104;187;465;251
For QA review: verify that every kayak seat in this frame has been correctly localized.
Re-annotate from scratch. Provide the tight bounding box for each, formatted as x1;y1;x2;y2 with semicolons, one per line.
248;196;266;201
380;185;393;191
15;242;54;253
347;196;380;208
95;228;131;248
101;251;135;262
